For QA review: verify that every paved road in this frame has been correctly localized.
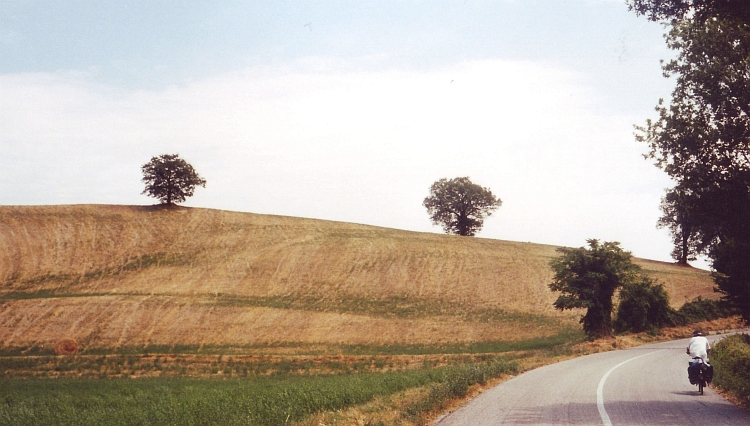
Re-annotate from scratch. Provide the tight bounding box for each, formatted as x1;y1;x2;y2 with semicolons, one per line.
435;335;750;425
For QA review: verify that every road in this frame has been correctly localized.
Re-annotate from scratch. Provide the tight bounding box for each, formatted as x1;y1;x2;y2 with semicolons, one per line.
435;335;750;425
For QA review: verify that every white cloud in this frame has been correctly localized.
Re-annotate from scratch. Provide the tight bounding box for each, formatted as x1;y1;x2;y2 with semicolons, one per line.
0;58;678;263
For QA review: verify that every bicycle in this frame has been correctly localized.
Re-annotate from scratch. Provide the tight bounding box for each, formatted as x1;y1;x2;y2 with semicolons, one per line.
687;357;712;395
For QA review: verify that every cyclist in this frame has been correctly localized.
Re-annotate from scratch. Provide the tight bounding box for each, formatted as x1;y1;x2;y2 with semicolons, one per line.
686;330;710;364
686;330;713;386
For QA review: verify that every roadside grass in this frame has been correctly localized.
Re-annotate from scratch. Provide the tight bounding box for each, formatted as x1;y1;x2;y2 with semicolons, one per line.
711;333;750;408
0;359;518;426
401;360;519;425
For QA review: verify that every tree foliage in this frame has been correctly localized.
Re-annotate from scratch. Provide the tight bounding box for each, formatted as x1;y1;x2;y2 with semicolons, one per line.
422;177;502;237
638;19;750;185
614;277;677;333
549;240;641;339
677;296;737;323
141;154;206;206
627;0;750;24
634;15;750;322
656;186;703;264
711;233;750;322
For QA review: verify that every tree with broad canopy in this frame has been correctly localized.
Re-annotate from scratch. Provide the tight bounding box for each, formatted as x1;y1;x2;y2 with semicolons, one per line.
549;240;642;339
141;154;206;206
422;177;501;237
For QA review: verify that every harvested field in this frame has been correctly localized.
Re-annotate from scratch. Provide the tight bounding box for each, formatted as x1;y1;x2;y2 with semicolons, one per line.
0;204;715;353
0;296;566;349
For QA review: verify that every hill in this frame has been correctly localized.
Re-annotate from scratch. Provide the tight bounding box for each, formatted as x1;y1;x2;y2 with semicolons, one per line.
0;205;715;353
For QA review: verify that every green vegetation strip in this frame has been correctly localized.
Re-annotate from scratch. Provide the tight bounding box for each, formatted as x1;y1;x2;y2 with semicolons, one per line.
0;328;584;359
0;360;517;426
0;289;563;329
342;328;585;355
210;294;560;323
711;333;750;407
0;290;113;301
0;352;397;379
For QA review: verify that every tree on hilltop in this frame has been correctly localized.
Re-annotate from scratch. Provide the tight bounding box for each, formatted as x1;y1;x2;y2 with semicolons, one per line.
141;154;206;206
423;177;502;237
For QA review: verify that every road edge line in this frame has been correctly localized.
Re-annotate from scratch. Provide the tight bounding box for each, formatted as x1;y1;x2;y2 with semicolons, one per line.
597;350;665;426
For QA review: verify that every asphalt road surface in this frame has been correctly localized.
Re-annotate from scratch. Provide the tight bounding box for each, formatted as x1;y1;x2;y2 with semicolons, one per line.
435;335;750;425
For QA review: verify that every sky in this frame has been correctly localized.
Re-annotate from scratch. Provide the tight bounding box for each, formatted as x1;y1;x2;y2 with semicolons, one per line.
0;1;706;267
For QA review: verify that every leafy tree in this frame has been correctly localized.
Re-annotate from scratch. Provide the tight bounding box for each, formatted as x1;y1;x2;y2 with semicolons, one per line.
627;0;750;24
656;186;702;264
638;19;750;185
422;177;502;237
614;277;677;333
549;240;641;339
634;15;750;322
141;154;206;206
711;228;750;323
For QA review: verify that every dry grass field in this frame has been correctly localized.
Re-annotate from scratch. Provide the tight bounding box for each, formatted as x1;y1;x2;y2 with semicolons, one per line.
0;204;715;354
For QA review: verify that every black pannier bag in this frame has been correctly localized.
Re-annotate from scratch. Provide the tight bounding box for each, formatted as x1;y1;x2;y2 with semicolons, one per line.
704;363;714;383
687;363;698;384
687;362;713;384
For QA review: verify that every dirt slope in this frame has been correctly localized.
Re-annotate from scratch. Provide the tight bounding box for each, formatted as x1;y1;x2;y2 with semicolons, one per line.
0;205;715;351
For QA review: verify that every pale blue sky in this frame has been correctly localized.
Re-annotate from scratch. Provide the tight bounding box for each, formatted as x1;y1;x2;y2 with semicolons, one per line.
1;1;699;265
1;1;667;98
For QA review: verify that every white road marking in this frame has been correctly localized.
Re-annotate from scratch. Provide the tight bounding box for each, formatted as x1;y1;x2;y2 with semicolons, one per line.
597;350;665;426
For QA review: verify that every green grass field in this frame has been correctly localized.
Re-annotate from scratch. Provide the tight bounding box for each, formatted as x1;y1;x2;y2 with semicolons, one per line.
0;359;518;426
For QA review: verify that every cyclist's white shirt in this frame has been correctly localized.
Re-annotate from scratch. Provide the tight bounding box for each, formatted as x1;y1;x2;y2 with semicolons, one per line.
687;336;710;361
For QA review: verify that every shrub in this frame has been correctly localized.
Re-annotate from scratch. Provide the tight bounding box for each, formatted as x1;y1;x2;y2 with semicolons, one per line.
711;334;750;406
614;278;678;333
677;296;737;324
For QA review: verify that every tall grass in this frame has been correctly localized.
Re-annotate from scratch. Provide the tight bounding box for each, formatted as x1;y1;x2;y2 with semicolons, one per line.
0;359;517;426
402;360;518;424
